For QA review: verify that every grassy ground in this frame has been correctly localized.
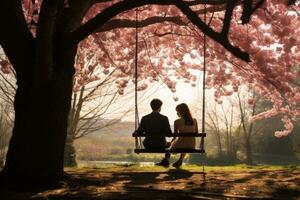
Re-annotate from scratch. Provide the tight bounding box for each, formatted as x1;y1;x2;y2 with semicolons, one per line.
1;164;300;200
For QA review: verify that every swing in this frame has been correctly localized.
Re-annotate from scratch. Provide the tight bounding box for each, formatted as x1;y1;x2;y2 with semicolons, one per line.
132;5;207;155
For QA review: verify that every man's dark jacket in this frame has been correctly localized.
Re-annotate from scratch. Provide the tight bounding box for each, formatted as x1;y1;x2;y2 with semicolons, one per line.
135;112;172;148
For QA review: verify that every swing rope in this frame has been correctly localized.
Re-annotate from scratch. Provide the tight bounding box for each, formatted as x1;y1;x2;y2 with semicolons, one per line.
134;8;142;149
200;3;207;175
200;4;207;151
134;8;141;149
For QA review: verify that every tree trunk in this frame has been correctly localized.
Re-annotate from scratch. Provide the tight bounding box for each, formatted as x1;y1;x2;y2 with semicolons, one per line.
245;137;253;165
64;135;77;167
63;87;84;167
214;131;223;157
0;48;75;186
0;159;3;168
225;130;230;156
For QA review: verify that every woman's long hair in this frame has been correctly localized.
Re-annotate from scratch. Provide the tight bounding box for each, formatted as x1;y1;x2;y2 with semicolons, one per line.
176;103;194;125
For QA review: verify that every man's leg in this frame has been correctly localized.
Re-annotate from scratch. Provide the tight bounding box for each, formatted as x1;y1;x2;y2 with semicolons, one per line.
164;142;171;161
155;143;171;167
156;155;170;167
165;153;171;159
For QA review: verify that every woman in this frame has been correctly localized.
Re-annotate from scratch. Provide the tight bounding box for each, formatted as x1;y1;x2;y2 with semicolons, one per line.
170;103;198;167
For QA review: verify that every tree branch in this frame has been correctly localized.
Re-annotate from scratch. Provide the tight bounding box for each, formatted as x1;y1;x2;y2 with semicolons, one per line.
71;0;250;61
184;0;227;6
0;0;35;76
92;0;228;5
241;0;266;24
35;0;64;84
71;0;178;44
96;16;187;33
222;0;237;36
173;0;250;61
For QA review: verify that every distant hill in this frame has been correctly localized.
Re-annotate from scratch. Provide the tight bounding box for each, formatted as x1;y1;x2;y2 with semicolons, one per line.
74;120;137;161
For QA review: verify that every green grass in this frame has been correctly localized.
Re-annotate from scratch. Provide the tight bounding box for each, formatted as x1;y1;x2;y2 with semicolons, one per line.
66;163;300;173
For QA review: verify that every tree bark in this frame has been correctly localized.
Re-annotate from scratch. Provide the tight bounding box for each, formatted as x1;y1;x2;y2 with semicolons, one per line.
64;136;77;167
216;132;223;157
211;129;223;157
245;137;253;165
63;86;84;167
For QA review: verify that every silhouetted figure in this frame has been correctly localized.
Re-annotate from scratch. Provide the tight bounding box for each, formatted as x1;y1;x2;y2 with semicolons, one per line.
170;103;198;168
135;99;172;167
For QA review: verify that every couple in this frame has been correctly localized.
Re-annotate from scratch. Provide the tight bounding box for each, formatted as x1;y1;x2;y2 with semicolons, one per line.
135;99;198;168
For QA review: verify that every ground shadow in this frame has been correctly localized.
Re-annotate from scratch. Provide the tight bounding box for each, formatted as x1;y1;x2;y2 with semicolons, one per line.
0;167;299;200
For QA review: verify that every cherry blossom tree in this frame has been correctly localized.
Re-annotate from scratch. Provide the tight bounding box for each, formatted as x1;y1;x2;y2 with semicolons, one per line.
0;0;298;186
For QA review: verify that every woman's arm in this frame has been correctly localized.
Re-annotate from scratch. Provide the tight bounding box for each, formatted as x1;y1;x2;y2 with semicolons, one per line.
171;120;179;142
174;120;179;133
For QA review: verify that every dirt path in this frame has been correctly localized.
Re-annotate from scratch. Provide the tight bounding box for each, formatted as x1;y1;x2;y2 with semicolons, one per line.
1;166;300;200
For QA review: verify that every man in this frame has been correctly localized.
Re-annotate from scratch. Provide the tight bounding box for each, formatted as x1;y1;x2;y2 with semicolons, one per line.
135;99;172;167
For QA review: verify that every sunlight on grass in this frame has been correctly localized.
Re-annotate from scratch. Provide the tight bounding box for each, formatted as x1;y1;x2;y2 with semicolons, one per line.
65;163;300;173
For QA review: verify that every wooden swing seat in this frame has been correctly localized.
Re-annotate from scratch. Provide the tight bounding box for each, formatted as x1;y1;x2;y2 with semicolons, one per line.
134;148;205;154
132;132;206;137
133;132;206;154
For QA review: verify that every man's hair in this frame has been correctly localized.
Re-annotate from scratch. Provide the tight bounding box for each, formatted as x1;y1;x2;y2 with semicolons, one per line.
150;99;162;111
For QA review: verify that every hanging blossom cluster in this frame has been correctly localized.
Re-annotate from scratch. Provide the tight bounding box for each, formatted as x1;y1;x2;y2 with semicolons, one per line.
228;1;300;137
73;37;102;93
